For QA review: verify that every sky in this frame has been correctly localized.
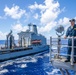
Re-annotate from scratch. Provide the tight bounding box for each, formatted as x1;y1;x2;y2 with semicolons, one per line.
0;0;76;40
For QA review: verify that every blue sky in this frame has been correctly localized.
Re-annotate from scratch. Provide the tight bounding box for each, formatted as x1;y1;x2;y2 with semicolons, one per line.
0;0;76;40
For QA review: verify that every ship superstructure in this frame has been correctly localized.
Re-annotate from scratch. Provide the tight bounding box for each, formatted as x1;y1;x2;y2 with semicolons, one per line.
18;24;46;47
0;24;49;62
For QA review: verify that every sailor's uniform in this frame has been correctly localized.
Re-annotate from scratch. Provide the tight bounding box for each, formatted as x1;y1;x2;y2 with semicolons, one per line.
66;24;76;61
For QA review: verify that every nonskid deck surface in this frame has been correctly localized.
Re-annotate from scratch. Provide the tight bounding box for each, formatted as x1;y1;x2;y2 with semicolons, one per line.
51;57;76;71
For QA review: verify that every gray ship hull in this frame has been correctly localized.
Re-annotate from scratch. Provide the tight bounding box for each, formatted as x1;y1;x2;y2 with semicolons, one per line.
0;45;49;62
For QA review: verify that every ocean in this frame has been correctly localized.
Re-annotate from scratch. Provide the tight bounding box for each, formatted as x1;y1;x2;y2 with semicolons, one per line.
0;40;75;75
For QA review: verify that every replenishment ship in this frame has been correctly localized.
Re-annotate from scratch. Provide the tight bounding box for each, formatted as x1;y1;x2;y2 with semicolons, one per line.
0;24;49;61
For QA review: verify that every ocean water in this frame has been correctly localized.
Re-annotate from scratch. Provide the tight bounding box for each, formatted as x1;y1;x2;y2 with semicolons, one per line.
0;40;18;45
0;40;75;75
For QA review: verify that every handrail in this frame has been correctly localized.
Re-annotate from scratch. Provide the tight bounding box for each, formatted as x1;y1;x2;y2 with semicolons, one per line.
71;36;74;65
51;53;76;57
50;36;76;65
51;37;76;39
51;45;76;48
49;37;52;61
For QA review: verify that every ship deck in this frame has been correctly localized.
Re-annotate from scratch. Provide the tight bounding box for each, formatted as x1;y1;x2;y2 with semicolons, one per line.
51;57;76;71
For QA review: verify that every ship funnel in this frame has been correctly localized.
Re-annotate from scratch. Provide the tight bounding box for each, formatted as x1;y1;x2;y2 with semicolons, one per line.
28;23;32;31
32;25;38;34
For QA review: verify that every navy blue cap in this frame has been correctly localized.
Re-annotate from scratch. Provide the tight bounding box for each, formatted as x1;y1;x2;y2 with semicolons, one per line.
69;19;75;22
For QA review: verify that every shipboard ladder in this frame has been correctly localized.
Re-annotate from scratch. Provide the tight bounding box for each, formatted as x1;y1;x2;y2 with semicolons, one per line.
49;36;76;75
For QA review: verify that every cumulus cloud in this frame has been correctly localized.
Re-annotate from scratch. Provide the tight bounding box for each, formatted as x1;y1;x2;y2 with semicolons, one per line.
29;0;72;39
58;17;70;26
1;0;72;39
38;21;57;33
33;13;39;19
29;2;46;11
29;0;60;24
29;0;61;34
0;31;7;40
41;0;60;24
4;5;26;19
12;23;28;32
58;17;71;31
11;23;28;40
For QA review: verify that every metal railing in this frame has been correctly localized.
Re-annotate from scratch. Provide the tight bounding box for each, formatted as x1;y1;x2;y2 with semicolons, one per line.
50;36;76;65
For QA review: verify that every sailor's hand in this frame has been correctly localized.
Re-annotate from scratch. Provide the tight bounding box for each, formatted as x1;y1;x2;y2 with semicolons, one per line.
64;36;67;39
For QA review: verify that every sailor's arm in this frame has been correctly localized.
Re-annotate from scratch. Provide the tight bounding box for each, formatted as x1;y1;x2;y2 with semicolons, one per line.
64;28;69;39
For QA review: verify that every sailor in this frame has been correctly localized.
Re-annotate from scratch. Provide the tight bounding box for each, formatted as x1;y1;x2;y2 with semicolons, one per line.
64;19;76;62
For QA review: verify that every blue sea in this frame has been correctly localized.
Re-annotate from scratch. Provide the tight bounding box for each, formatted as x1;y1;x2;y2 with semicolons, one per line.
0;40;75;75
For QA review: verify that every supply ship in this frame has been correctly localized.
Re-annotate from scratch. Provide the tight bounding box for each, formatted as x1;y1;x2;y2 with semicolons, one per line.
0;24;49;62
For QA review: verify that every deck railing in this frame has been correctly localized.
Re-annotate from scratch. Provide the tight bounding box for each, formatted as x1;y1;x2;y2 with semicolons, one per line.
50;36;76;65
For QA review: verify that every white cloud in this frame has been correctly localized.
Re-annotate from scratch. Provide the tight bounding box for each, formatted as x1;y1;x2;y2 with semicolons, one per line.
29;0;73;39
1;0;72;40
0;31;7;40
40;0;60;24
0;24;28;40
12;23;28;40
4;5;26;19
29;2;46;11
57;17;72;32
38;21;57;33
29;0;62;36
12;23;28;32
29;0;60;24
33;13;39;19
12;23;22;31
58;17;70;26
